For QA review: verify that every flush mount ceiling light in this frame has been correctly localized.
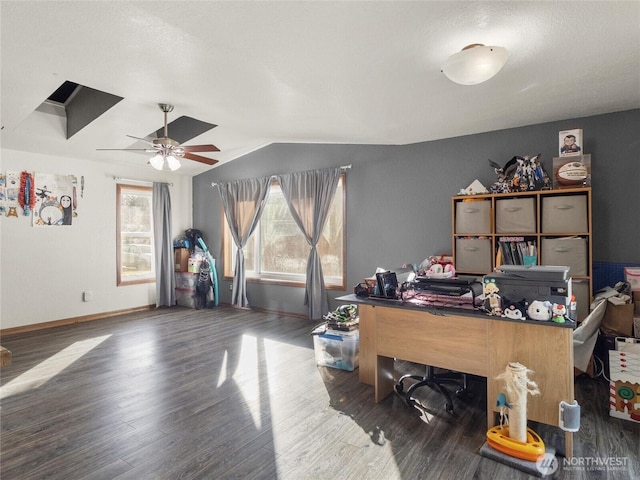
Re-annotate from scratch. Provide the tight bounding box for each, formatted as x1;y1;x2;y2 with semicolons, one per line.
442;44;509;85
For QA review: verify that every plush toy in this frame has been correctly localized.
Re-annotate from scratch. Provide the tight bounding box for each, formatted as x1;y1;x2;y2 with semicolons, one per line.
527;300;552;321
425;262;455;278
502;299;527;320
551;303;567;323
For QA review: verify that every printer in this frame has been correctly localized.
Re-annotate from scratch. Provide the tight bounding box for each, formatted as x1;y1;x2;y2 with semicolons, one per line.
483;265;572;321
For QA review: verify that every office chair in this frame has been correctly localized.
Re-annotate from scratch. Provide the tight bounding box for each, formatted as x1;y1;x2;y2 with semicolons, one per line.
395;366;468;414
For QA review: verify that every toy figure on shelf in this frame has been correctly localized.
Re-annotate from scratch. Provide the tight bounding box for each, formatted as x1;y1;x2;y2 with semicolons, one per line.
488;159;512;193
488;154;551;193
551;303;567;323
483;278;502;316
512;154;550;191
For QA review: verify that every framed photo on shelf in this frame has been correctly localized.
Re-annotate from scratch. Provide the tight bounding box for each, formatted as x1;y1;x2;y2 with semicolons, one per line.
553;154;591;189
559;129;583;157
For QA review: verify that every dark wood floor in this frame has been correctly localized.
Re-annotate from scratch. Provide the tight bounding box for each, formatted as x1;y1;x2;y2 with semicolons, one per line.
1;306;638;480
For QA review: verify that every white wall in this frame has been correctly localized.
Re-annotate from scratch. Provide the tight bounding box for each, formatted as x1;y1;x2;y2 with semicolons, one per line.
0;149;192;330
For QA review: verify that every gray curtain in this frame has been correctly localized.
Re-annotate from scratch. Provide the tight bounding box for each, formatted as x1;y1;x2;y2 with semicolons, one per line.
218;177;271;307
276;167;341;320
153;182;175;307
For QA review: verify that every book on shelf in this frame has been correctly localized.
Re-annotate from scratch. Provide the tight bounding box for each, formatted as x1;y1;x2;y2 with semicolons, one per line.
497;237;537;266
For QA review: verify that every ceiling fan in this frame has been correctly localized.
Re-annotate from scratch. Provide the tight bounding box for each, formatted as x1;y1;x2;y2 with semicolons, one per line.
98;103;219;170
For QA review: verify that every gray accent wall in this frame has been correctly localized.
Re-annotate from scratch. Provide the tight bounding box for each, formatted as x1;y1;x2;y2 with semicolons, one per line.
193;109;640;317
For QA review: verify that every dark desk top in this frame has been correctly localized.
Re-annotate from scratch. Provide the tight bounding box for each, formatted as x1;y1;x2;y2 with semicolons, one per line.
336;294;575;329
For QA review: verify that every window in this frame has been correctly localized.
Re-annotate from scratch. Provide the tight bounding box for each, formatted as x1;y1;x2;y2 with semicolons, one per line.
223;175;345;289
116;184;155;285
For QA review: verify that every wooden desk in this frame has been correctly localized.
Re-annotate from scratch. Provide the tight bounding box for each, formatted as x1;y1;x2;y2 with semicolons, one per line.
341;297;575;457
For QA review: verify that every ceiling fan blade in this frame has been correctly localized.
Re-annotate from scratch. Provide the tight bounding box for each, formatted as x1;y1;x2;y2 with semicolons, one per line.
126;134;158;145
96;148;155;152
183;152;219;166
181;144;220;153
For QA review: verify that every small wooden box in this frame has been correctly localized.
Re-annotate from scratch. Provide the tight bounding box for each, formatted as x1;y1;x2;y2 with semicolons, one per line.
174;248;190;272
1;346;12;367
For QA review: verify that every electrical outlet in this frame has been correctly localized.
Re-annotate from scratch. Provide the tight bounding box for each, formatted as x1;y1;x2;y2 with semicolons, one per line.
229;284;233;291
83;291;92;302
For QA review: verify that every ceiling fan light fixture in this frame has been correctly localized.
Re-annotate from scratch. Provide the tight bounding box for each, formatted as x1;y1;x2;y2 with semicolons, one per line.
166;155;181;171
442;44;509;85
150;153;165;170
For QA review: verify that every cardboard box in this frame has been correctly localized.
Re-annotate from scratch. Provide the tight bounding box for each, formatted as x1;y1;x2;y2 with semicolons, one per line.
601;303;635;337
0;346;11;367
174;248;190;272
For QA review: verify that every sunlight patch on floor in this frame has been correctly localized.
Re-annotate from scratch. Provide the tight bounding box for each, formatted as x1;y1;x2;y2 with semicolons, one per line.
233;334;261;430
0;335;111;400
216;350;229;387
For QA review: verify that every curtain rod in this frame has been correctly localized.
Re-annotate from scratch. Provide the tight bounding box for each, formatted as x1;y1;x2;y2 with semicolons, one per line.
210;164;352;187
113;176;173;186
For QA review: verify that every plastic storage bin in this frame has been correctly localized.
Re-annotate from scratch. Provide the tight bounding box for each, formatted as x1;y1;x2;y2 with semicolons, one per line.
313;329;359;371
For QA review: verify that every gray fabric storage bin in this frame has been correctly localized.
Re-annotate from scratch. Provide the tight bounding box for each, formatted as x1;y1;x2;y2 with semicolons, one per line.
496;198;536;233
455;200;491;234
541;237;588;276
572;279;590;322
542;194;588;233
455;238;492;272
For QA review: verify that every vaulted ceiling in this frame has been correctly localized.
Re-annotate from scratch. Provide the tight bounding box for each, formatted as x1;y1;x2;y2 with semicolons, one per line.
2;1;639;175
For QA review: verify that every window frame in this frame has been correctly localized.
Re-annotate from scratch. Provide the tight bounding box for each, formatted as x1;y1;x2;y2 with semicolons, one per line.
222;174;346;290
116;183;156;286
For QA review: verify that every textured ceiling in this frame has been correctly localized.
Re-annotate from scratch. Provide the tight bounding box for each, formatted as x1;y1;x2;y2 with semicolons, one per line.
1;1;639;175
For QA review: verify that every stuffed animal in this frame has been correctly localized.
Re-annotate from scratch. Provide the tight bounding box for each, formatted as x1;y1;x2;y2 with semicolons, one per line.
502;299;527;320
527;300;552;321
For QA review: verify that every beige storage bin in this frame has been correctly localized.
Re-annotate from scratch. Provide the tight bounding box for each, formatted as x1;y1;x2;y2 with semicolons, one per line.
542;194;588;233
541;237;588;276
572;279;590;322
455;238;492;272
455;200;491;234
496;197;536;233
